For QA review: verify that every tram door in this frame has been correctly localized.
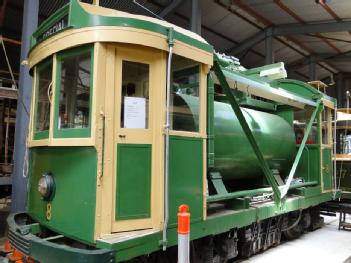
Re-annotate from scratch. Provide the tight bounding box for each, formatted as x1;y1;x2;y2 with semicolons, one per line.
111;46;164;232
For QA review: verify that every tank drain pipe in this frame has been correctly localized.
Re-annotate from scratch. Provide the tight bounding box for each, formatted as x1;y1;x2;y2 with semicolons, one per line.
163;27;175;251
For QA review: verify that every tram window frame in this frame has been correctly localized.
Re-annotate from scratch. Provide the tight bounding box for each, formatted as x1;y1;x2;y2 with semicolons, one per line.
322;107;332;146
170;55;201;133
53;45;94;138
33;57;53;140
293;107;319;145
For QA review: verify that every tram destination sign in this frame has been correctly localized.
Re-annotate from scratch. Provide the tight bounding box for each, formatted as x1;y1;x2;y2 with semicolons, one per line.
37;14;69;42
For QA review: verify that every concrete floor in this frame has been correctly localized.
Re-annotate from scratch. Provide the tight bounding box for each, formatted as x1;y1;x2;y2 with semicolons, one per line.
243;215;351;263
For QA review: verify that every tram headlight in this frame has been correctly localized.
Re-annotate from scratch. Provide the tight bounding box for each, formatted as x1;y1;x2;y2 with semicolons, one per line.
38;173;55;201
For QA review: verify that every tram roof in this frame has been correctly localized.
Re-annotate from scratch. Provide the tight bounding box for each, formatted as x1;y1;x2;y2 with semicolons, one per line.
30;0;213;56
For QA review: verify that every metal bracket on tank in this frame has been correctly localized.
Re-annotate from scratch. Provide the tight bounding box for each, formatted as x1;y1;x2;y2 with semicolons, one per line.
213;54;282;201
210;172;228;195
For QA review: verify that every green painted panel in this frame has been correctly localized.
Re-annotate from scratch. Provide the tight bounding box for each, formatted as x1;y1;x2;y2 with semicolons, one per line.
116;144;151;220
271;79;321;102
33;130;49;140
168;136;203;226
181;94;295;181
323;148;333;190
213;101;296;181
295;146;320;183
27;147;97;244
276;106;294;127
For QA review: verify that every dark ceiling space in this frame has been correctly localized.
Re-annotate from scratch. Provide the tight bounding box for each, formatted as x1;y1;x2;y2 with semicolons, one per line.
1;0;351;95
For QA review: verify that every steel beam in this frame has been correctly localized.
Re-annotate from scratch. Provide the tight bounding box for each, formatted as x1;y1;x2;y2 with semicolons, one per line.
0;0;7;27
190;0;201;35
309;56;317;81
0;176;11;186
265;28;273;64
287;52;351;71
227;19;351;55
336;73;344;108
159;0;184;18
273;20;351;36
0;87;18;99
12;0;39;213
226;31;265;55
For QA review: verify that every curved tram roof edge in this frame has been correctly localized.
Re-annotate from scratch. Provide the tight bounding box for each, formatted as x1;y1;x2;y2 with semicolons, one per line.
28;0;213;67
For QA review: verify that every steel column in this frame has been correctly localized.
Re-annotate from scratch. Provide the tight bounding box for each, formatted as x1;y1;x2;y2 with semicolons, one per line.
336;73;344;108
190;0;201;35
226;31;265;56
265;28;273;64
160;0;184;18
11;0;38;212
309;56;317;81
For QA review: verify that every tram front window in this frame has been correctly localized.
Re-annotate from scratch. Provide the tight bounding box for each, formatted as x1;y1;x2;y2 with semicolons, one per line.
35;59;52;133
58;49;91;129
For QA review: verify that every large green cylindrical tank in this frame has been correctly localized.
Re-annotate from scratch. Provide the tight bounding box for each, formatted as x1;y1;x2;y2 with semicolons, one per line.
213;100;295;181
175;94;296;182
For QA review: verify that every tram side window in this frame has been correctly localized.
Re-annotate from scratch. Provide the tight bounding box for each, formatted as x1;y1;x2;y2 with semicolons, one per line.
35;60;52;133
58;49;91;130
322;108;331;145
171;55;200;132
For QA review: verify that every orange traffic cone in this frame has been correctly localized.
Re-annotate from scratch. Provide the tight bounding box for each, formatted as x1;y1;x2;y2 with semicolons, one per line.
3;239;13;253
8;249;23;262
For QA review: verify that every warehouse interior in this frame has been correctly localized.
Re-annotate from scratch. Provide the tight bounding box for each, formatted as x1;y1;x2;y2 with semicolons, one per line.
1;0;351;262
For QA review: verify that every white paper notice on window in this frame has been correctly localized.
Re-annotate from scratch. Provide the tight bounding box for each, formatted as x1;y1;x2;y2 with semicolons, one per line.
124;96;146;128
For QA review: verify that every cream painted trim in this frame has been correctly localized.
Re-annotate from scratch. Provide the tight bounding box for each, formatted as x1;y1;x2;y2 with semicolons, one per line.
320;109;333;193
28;46;97;147
169;130;205;138
28;67;37;142
79;2;208;44
28;27;213;69
111;45;164;232
321;108;333;148
28;139;94;147
203;139;207;220
323;98;335;109
200;65;208;220
96;44;165;236
48;55;57;142
93;42;107;240
98;45;116;236
199;64;207;137
28;56;55;147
